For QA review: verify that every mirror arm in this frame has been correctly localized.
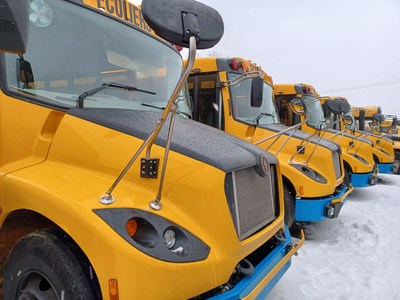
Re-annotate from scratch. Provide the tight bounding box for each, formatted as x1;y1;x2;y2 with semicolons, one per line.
289;116;326;164
254;118;308;158
145;36;197;158
149;103;178;210
99;36;197;205
216;71;261;88
254;118;307;146
323;116;367;154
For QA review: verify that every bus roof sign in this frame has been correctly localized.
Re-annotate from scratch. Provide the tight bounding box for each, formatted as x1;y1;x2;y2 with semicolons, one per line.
82;0;154;33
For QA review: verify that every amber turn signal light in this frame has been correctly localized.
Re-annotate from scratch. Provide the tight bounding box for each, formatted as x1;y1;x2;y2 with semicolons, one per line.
126;218;138;237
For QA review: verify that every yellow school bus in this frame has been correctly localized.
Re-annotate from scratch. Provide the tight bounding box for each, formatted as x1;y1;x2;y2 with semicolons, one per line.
188;57;352;227
376;114;400;173
273;84;379;187
352;107;398;135
0;0;303;299
322;99;395;174
353;108;399;174
352;106;382;132
388;133;400;174
380;114;400;134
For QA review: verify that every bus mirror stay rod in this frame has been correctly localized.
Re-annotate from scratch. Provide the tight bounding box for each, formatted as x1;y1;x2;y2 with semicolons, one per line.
99;36;197;209
320;116;366;154
254;119;310;162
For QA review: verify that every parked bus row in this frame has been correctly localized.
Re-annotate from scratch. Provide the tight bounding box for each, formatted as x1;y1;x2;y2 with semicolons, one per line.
0;0;396;299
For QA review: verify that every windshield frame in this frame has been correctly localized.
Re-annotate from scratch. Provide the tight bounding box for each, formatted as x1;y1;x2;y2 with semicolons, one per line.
227;71;279;127
0;0;187;113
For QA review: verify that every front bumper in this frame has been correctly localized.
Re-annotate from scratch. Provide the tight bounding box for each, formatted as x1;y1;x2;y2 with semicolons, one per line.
378;162;395;174
294;184;352;222
210;226;304;300
351;171;377;187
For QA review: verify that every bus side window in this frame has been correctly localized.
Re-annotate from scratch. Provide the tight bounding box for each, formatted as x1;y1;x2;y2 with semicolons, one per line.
188;74;220;129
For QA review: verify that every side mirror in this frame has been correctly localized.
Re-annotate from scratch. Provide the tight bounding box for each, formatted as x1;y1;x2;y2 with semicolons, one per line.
325;99;350;115
141;0;224;49
397;120;400;126
0;0;29;54
390;117;398;127
250;77;264;108
16;56;34;88
290;98;305;116
343;115;354;126
369;121;377;129
358;109;366;131
373;113;385;122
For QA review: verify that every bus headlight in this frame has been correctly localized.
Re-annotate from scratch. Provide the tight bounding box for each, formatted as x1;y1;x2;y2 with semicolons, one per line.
164;229;176;249
94;208;210;262
291;164;327;183
349;153;369;165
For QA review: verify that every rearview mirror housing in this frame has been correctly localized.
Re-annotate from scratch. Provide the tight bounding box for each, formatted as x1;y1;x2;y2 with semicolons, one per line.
250;77;264;108
325;98;350;115
0;0;29;54
290;98;305;116
343;115;354;126
373;113;385;122
368;121;377;129
141;0;224;49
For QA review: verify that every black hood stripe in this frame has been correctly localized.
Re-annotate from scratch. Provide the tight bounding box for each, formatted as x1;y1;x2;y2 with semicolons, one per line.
68;108;278;173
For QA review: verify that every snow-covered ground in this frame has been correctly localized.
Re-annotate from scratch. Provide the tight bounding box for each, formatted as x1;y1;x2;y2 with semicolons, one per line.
269;174;400;300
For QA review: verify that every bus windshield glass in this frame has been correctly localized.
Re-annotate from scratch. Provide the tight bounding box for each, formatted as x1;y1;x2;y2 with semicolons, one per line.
228;73;279;126
3;0;190;115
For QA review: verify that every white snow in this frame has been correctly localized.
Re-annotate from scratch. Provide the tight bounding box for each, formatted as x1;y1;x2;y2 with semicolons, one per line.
269;174;400;300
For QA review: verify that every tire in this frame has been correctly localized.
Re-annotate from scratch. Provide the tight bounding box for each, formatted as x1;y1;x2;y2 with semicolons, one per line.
395;160;400;175
343;168;352;188
283;184;295;228
4;229;98;300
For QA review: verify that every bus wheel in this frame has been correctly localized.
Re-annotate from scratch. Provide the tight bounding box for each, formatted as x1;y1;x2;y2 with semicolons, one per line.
343;169;352;188
283;184;295;228
4;230;97;300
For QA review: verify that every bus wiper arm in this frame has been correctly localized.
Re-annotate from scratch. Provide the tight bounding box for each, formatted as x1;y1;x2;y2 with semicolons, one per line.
254;112;276;125
141;102;165;110
77;82;156;108
142;102;191;118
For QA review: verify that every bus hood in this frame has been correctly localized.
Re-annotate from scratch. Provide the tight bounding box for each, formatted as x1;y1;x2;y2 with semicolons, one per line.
68;108;278;172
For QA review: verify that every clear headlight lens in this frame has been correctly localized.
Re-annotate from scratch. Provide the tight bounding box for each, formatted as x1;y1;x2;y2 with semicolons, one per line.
164;229;176;249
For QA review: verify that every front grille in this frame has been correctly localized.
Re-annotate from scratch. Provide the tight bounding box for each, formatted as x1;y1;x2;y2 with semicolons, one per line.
226;166;276;241
332;150;342;179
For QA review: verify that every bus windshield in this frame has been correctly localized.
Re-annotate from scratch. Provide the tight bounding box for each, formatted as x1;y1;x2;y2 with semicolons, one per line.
228;73;279;126
3;0;190;115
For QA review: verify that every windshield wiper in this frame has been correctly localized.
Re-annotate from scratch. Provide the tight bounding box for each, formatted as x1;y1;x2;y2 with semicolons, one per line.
254;112;276;125
141;102;165;110
77;82;156;108
141;102;191;118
